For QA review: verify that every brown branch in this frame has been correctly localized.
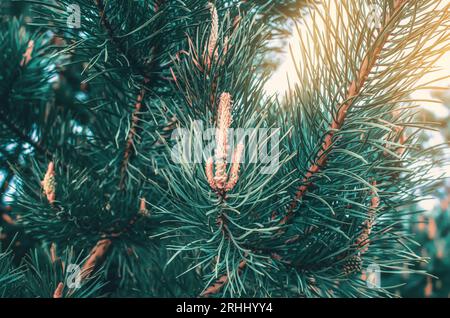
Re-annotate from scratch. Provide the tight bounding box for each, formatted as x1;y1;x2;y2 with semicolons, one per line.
119;83;148;190
51;234;118;297
52;199;149;297
369;182;380;219
0;205;14;225
50;242;59;264
80;238;112;280
201;259;247;297
154;0;164;12
281;0;409;225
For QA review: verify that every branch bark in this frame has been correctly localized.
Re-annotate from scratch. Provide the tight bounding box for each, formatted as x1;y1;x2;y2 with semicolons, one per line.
0;108;50;158
119;83;148;190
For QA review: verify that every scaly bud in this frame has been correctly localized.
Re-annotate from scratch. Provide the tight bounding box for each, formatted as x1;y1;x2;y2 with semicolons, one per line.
41;161;56;204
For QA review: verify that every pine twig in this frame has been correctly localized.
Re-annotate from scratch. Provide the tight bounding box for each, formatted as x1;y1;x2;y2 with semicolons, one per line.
355;181;380;254
281;0;409;225
78;206;147;281
41;161;56;204
201;259;247;297
53;282;64;298
94;0;149;78
205;92;243;195
201;92;247;296
119;81;148;190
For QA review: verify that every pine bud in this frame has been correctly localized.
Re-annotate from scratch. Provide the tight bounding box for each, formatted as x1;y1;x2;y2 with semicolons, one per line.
206;2;219;68
355;220;372;253
41;161;56;204
223;35;229;58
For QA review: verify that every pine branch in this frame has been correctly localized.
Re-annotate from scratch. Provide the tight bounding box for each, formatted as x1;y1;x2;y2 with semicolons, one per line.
281;0;409;225
52;198;148;297
21;246;105;298
119;82;148;190
201;259;246;297
0;205;14;226
4;0;447;298
80;238;112;280
93;0;150;79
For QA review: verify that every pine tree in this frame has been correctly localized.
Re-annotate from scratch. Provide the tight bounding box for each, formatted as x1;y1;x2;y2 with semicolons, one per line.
1;0;449;298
